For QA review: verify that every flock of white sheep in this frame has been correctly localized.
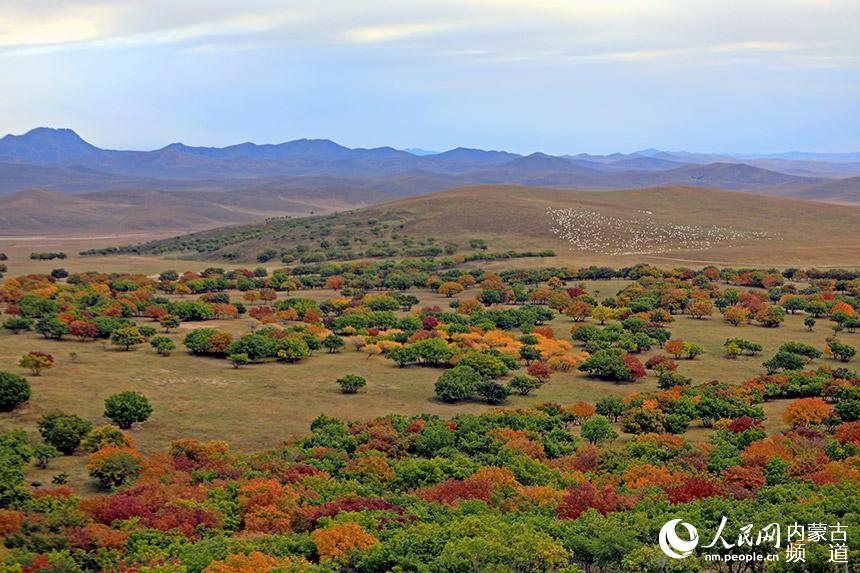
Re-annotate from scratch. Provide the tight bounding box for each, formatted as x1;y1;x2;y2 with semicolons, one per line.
546;207;774;255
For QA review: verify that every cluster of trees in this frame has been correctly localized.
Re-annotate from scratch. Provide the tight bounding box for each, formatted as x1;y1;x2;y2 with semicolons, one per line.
28;252;66;260
1;402;858;571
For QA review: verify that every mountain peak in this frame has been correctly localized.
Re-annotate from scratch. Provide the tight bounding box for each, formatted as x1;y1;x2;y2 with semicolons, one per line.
0;127;100;164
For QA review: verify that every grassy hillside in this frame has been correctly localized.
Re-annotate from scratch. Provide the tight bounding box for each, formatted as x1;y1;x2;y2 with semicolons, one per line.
97;184;860;268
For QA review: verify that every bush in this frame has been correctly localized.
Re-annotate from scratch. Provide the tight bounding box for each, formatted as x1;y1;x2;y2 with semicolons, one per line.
150;336;176;356
581;416;617;444
0;372;31;411
33;442;61;469
104;391;153;429
434;366;481;402
2;317;32;334
39;412;93;454
81;425;133;453
336;374;367;394
476;380;510;404
509;376;542;396
18;351;54;375
87;447;142;489
229;353;250;368
110;326;146;350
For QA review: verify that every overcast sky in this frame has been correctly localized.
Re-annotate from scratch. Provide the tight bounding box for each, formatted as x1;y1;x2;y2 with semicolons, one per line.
0;0;857;154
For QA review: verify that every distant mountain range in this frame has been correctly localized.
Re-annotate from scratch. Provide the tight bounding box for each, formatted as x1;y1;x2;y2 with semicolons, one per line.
0;127;858;235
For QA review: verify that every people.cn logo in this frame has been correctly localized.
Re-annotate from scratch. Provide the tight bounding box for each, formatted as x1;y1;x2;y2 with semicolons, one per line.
659;519;699;559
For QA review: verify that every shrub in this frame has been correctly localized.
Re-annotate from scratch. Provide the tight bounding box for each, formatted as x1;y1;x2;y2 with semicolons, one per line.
150;336;175;356
2;317;32;334
581;416;618;444
39;412;93;454
336;375;367;394
0;372;31;411
476;380;511;404
110;326;146;350
87;447;142;489
435;366;481;402
104;391;153;429
81;425;133;453
229;353;250;368
509;375;542;396
33;443;61;469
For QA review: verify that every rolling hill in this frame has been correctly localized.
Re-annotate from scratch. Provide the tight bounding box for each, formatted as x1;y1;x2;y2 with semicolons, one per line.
101;184;860;267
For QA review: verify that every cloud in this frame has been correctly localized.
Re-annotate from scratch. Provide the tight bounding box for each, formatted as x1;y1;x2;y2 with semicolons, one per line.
338;22;448;44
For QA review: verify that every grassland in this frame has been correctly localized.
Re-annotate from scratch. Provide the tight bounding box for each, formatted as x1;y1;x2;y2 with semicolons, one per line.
1;276;856;492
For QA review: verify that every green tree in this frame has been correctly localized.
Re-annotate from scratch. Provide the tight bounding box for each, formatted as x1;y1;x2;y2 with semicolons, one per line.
104;391;153;429
581;416;618;444
595;396;625;422
229;353;250;368
33;442;61;469
435;365;481;402
0;371;31;411
35;316;70;340
336;374;367;394
476;380;511;404
111;326;146;351
323;334;345;353
150;336;176;356
38;412;93;454
509;375;542;396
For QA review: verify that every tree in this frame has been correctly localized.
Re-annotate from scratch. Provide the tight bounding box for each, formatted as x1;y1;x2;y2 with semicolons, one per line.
579;350;630;382
38;412;93;454
336;374;367;394
81;425;132;453
782;398;830;428
567;400;596;424
595;396;625;422
722;305;750;326
664;339;686;359
323;334;345;353
159;314;181;332
2;317;32;334
681;342;704;360
509;375;542;396
0;372;30;411
35;316;70;340
591;306;614;325
435;365;481;402
755;305;785;328
87;447;142;489
276;337;311;362
150;336;175;356
804;299;829;318
527;361;552;382
311;522;379;562
18;351;54;375
104;391;153;429
229;353;250;369
763;350;805;373
826;340;856;362
110;326;146;351
69;320;98;340
438;282;465;297
33;442;60;469
476;380;511;404
804;316;816;331
581;416;617;444
686;299;714;319
566;300;593;322
519;345;542;364
621;407;665;434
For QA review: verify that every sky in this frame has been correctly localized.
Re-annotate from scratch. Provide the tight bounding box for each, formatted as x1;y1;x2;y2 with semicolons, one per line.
0;0;858;155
